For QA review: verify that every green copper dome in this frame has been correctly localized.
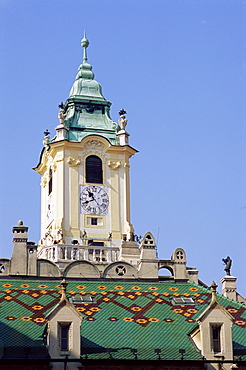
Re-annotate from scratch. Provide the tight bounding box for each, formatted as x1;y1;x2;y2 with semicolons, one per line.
63;33;119;144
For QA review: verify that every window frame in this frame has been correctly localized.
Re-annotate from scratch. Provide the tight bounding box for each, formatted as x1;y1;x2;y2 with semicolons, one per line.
85;216;104;228
211;324;222;353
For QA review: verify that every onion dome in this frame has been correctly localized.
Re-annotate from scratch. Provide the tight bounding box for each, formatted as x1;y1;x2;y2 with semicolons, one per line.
62;33;119;144
69;33;104;100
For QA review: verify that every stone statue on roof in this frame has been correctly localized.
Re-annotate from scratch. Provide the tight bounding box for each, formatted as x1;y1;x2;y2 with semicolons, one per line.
222;256;232;276
58;102;66;124
118;109;128;131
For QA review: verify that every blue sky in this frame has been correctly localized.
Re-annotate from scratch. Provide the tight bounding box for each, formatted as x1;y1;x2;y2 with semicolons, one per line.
0;0;245;296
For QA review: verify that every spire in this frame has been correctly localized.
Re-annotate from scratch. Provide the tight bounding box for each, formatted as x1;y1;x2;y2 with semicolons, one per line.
81;31;89;63
61;34;119;144
75;31;95;81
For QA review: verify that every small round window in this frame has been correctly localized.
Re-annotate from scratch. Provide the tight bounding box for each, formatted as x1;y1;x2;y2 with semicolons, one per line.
176;251;184;259
116;265;126;276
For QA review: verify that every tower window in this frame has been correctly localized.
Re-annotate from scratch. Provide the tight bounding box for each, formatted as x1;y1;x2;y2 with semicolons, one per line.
86;155;103;184
48;168;53;195
86;217;103;227
89;241;104;247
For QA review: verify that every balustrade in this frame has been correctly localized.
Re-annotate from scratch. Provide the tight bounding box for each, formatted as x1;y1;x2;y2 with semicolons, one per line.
38;244;119;263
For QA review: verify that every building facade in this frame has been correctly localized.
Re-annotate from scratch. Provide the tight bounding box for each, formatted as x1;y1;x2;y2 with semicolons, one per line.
0;35;245;370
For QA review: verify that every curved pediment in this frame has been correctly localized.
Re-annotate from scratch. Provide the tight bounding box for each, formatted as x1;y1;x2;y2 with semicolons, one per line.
63;260;101;278
103;261;138;279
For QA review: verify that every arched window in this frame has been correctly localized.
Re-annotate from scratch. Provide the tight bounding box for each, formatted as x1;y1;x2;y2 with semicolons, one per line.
86;155;103;184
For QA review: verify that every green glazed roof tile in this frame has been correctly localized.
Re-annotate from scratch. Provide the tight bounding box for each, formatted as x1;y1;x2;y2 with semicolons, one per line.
0;279;245;360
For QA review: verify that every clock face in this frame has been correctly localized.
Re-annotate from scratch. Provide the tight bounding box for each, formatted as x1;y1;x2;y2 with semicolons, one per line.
80;185;109;215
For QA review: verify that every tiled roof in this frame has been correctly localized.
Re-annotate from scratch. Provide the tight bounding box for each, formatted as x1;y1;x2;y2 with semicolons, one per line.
0;279;245;360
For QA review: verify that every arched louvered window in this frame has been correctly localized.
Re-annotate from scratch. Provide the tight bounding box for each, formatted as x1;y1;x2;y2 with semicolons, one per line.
86;155;103;184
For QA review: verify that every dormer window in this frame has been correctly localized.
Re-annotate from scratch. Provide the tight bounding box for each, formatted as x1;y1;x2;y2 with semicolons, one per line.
61;324;69;351
211;324;222;353
86;155;103;184
58;322;71;353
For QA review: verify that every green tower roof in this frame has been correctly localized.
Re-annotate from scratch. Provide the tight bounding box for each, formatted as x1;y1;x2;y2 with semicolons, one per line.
63;33;119;144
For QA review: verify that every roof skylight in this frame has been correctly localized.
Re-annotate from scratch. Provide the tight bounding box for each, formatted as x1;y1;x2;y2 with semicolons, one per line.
171;297;195;305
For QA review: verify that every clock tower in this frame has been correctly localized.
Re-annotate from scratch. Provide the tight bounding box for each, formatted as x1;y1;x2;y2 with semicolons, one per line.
34;34;141;270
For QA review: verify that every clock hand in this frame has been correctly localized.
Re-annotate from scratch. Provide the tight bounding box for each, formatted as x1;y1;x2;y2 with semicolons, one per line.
89;192;100;205
82;194;97;205
85;198;100;206
93;198;100;206
82;200;91;205
83;197;100;207
82;191;95;205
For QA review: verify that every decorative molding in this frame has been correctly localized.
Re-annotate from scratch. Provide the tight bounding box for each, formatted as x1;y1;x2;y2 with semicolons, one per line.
45;150;52;162
51;161;57;172
83;140;106;158
41;176;47;188
86;139;103;149
44;151;58;171
108;161;121;170
67;157;81;167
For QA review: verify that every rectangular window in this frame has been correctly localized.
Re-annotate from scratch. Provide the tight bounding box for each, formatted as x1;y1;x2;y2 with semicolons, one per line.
91;242;104;247
212;326;221;353
86;217;103;226
61;326;69;351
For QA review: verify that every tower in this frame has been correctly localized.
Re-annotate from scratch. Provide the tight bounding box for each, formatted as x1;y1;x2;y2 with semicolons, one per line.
34;34;139;270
